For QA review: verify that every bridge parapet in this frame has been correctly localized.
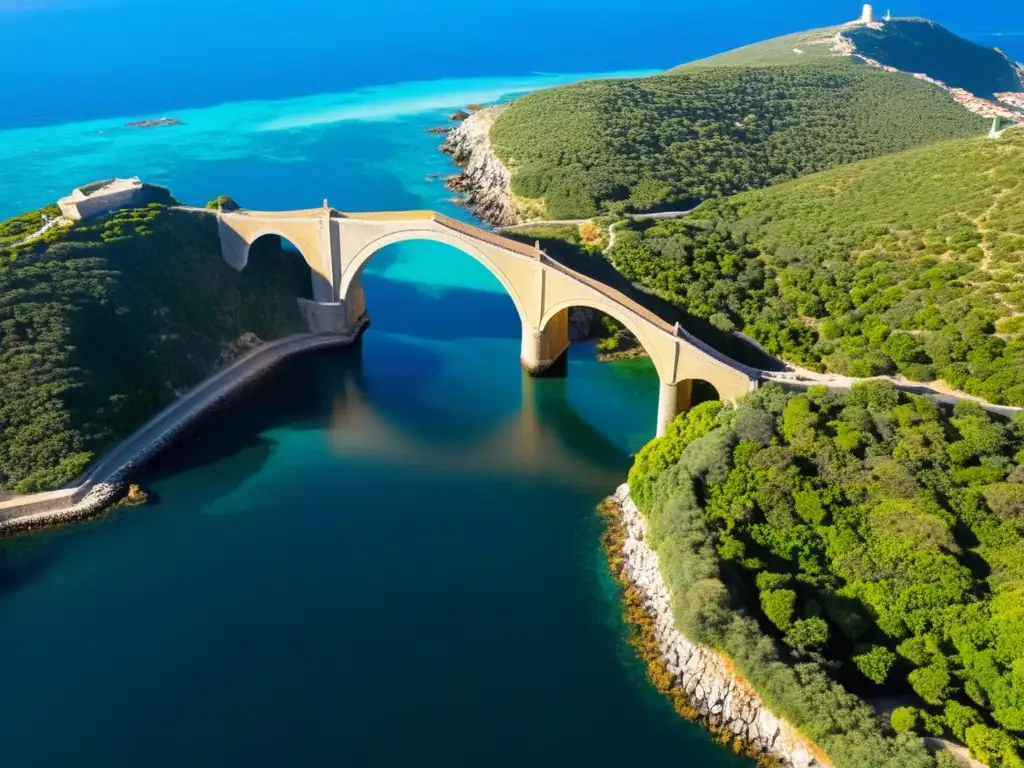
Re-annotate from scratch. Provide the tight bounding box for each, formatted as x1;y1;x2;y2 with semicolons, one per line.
213;205;760;436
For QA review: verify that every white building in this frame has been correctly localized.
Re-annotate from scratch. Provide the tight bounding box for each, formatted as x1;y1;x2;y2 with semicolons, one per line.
861;3;874;23
58;177;145;221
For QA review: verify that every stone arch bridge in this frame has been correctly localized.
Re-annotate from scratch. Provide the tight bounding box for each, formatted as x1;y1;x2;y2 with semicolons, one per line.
213;204;760;436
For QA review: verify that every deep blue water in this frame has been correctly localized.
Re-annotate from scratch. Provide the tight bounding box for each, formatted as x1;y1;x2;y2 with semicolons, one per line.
1;0;1022;130
0;1;1020;764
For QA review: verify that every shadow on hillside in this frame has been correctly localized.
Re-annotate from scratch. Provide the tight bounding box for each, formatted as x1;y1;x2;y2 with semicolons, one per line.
507;232;782;371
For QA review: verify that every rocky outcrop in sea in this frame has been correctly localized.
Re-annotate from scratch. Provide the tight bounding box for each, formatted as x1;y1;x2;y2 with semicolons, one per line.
440;107;520;227
609;484;826;768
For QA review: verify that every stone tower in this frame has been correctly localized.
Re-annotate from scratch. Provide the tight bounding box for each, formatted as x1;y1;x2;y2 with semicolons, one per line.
861;3;874;23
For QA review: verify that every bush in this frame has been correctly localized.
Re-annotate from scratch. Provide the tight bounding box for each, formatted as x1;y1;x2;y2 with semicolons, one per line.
854;646;897;685
891;707;920;734
944;701;983;742
784;617;829;652
761;588;797;631
909;663;953;707
964;724;1024;767
0;205;308;490
627;380;1024;766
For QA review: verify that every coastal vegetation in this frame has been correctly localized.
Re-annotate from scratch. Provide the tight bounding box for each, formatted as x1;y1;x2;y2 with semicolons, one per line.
0;201;310;492
676;26;845;69
605;129;1024;404
628;382;1024;766
489;60;986;219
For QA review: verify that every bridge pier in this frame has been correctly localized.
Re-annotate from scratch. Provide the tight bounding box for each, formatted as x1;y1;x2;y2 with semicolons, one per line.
298;276;368;335
520;310;570;376
656;380;693;437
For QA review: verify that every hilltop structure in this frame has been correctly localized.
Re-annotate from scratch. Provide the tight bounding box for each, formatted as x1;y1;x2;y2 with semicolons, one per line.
58;177;146;221
860;4;874;24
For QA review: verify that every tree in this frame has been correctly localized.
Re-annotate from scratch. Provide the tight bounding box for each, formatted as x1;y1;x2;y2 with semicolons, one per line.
908;663;953;707
854;646;897;685
761;588;798;632
891;707;920;734
785;617;829;653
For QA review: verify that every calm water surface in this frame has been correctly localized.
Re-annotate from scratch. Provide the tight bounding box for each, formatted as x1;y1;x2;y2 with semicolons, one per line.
0;256;749;766
0;0;1020;763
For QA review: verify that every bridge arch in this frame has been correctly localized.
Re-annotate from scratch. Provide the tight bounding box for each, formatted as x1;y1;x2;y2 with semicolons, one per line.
339;228;530;326
243;230;324;299
539;299;675;384
236;229;315;270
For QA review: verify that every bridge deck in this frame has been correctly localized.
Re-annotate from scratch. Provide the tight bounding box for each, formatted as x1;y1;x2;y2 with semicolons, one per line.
212;206;755;374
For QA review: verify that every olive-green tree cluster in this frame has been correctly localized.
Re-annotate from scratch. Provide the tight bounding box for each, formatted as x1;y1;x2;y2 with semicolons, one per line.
604;129;1024;405
629;382;1024;766
0;203;310;492
489;60;985;219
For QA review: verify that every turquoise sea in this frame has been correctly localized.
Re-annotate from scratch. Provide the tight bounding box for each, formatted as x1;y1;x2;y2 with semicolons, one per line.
0;0;1021;764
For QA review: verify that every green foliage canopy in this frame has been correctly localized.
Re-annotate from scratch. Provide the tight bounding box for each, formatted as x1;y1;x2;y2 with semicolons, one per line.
490;61;985;219
629;382;1024;765
0;205;310;492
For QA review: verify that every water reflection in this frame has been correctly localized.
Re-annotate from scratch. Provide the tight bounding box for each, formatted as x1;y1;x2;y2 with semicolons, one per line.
322;356;631;493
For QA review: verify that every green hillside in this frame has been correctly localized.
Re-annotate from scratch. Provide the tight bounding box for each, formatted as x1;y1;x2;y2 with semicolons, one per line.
489;61;986;220
606;129;1024;404
0;200;310;492
630;385;1024;767
846;19;1023;100
674;25;845;69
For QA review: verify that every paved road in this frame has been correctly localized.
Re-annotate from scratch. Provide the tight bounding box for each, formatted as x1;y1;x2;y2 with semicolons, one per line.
495;209;694;233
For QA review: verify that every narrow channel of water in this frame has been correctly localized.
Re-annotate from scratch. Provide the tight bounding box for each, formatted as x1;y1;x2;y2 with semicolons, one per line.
0;242;750;766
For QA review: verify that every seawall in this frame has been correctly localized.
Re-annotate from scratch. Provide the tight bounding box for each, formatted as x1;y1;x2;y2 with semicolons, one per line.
0;323;368;534
606;483;827;768
440;107;521;227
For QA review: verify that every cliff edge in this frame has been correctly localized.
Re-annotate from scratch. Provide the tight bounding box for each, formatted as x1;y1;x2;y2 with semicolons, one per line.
440;107;521;227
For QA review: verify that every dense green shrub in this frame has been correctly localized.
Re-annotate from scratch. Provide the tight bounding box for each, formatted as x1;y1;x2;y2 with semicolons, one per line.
0;204;310;491
892;707;920;734
601;129;1024;404
854;646;897;685
630;382;1024;765
491;60;984;219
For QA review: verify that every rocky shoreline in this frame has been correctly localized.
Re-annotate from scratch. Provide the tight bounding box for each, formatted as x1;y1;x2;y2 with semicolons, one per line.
604;484;826;768
439;107;521;227
0;326;368;535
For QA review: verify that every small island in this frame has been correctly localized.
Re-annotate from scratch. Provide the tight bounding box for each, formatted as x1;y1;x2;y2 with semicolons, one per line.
125;117;183;129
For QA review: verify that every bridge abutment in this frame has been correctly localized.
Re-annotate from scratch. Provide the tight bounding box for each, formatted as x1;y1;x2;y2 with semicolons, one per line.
297;276;368;335
521;310;570;376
